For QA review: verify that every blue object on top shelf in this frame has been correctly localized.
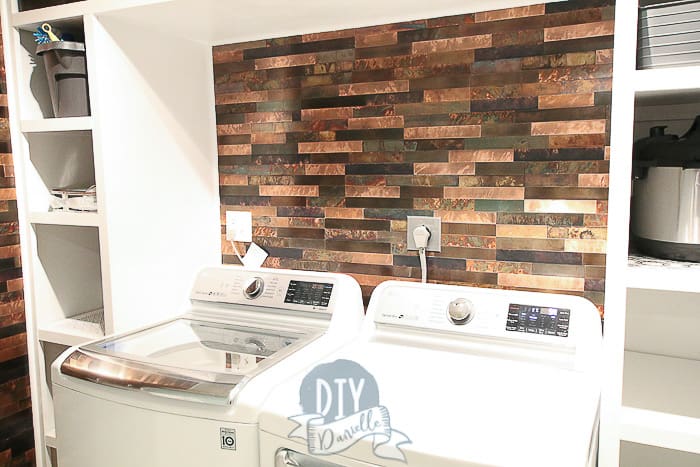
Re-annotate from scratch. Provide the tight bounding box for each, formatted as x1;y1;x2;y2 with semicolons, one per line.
33;27;50;44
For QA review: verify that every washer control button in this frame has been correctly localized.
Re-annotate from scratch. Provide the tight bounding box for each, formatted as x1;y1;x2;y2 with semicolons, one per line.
243;277;264;299
447;298;474;325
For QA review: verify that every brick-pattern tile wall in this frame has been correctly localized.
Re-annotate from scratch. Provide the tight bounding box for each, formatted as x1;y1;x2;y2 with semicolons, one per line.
0;24;34;467
213;0;613;315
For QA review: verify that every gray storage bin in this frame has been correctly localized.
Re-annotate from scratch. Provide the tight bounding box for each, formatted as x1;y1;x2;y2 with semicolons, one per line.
638;0;700;69
36;41;90;117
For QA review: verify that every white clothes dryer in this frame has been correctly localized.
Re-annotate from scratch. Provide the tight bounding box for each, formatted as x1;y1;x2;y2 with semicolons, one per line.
51;266;364;467
259;280;603;467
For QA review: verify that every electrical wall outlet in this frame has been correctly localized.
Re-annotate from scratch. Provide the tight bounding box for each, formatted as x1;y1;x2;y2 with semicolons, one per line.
407;216;441;252
226;211;252;242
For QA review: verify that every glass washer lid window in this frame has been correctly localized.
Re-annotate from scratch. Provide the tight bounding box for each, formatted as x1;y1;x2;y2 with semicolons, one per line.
85;318;310;380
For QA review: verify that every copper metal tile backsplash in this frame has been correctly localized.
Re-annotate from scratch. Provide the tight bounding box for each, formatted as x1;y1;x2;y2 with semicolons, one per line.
213;0;613;315
0;25;34;467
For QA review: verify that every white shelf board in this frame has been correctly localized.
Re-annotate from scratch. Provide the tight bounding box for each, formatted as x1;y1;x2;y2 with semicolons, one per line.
28;211;100;227
12;2;87;29
37;309;105;347
621;351;700;453
627;255;700;293
44;427;57;449
20;117;92;133
620;407;700;455
634;66;700;101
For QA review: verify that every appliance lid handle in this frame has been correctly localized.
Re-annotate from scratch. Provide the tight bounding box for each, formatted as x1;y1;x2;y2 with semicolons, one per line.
60;349;241;402
275;449;343;467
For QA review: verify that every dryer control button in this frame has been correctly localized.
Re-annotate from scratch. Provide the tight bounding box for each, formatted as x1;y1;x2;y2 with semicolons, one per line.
243;277;264;299
447;298;474;325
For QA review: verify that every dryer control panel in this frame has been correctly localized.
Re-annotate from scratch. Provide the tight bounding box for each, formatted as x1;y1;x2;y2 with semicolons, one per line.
369;281;601;354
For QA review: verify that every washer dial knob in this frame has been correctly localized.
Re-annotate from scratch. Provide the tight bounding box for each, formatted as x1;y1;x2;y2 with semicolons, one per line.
447;298;474;325
243;277;264;299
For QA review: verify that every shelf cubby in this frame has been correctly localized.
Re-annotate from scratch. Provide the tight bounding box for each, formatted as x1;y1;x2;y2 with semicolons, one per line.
23;129;96;214
13;15;87;120
621;441;700;467
31;223;105;345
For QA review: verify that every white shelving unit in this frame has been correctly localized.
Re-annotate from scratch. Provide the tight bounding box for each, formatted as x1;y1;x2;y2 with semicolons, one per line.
601;2;700;466
1;0;221;465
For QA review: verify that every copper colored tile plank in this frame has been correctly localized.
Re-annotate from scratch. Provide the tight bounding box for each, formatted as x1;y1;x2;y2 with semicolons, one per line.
216;90;269;105
219;174;248;186
255;52;318;70
355;31;398;48
424;87;471;103
437;210;496;224
259;186;319;197
6;278;23;292
301;107;355;121
531;119;606;135
305;164;346;175
0;245;20;259
544;21;615;42
498;273;584;292
549;134;607;148
345;186;401;198
411;35;492;54
217;123;252;135
325;208;364;218
449;149;514;162
251;133;286;144
475;4;545;22
245;112;293;123
414;162;475;175
212;48;243;64
347;116;404;129
405;125;481;139
444;187;525;199
538;93;594;109
596;49;613;64
564;239;607;253
303;249;393;265
497;237;565;251
578;174;609;187
298;141;363;153
496;225;548;238
302;30;356;42
339;80;409;96
218;144;252;156
524;200;598;214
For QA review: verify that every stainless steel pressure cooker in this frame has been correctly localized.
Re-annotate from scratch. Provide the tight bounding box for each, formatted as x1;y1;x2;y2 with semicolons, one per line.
631;118;700;262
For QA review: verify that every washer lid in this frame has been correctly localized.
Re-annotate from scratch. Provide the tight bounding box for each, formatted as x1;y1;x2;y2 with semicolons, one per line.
61;318;317;403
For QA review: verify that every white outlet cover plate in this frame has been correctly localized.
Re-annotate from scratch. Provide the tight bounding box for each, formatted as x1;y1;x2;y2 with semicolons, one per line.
226;211;252;242
407;216;441;252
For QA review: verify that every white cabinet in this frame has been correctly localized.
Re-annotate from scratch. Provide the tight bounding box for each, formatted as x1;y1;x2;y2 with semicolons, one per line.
0;1;220;465
601;2;700;466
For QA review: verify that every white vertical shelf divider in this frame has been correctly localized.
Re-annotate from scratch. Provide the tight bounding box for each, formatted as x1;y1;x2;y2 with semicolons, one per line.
599;1;638;464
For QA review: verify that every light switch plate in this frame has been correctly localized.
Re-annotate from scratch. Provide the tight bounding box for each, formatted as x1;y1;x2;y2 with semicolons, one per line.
407;216;441;252
226;211;252;242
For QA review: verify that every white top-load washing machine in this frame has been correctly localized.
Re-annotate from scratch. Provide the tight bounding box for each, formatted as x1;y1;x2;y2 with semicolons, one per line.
259;280;603;467
51;266;364;467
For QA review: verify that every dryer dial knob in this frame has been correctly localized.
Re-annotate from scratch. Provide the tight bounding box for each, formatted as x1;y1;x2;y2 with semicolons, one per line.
447;298;474;325
243;277;264;299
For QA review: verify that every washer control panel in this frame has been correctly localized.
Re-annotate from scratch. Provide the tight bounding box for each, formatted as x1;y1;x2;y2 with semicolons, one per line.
284;280;333;307
506;304;570;337
190;268;339;313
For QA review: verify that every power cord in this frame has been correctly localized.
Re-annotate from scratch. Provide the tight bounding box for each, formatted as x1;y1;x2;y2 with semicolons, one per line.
230;240;244;264
412;225;431;283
